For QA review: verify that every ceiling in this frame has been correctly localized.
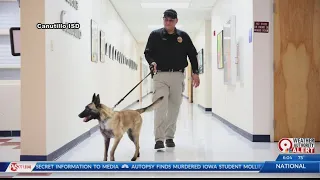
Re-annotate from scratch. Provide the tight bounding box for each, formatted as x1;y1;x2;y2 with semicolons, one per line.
110;0;217;44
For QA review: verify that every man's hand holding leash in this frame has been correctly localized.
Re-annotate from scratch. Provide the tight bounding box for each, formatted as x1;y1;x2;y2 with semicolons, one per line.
150;62;157;78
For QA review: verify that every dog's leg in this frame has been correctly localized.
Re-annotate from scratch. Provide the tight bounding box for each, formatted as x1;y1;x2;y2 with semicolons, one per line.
103;137;110;161
127;128;140;158
131;123;142;161
110;135;123;161
131;134;140;161
127;128;134;142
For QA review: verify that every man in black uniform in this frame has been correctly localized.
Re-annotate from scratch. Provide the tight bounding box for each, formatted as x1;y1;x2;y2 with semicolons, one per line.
144;9;200;149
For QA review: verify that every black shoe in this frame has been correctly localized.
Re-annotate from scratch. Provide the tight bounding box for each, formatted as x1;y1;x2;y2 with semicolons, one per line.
154;141;165;149
165;139;175;147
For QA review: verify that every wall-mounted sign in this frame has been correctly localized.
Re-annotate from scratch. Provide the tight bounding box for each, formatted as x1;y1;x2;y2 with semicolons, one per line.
254;21;269;33
249;28;252;43
100;30;106;63
65;0;79;10
60;10;82;39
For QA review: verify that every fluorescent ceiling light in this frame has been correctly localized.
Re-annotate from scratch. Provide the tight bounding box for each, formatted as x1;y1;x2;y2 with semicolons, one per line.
141;2;190;9
148;25;182;29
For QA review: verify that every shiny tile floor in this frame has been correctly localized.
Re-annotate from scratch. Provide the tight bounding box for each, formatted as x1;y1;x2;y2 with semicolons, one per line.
58;97;282;162
0;137;20;162
1;96;319;178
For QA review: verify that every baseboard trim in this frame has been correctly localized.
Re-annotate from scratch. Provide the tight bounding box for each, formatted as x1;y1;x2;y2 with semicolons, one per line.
140;92;153;101
212;112;270;142
20;94;152;161
197;104;212;112
125;100;140;109
0;130;20;137
182;94;189;99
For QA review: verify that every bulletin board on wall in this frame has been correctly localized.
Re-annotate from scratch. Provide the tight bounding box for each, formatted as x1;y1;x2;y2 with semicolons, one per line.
197;48;204;74
217;30;224;69
223;15;237;85
223;20;231;84
100;30;106;63
91;19;99;63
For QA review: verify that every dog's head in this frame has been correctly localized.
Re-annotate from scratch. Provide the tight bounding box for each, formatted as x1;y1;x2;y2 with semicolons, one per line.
78;93;102;122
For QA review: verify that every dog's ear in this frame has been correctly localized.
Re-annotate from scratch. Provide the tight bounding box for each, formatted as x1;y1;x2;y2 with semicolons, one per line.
95;94;101;107
92;93;96;102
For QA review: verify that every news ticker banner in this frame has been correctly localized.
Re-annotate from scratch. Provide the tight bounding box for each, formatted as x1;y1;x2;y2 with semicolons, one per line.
0;155;319;173
0;161;319;173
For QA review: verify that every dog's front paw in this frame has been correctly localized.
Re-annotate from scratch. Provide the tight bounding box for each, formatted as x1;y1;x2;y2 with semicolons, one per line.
110;157;115;161
131;157;137;161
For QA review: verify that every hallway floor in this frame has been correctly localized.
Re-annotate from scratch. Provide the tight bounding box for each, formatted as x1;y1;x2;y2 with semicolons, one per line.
0;96;319;178
57;96;281;162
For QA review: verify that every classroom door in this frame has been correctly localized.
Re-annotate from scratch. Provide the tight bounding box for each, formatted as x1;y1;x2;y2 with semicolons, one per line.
274;0;320;141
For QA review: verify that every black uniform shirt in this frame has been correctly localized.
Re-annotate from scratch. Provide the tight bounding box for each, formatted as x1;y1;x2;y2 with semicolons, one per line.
144;28;199;74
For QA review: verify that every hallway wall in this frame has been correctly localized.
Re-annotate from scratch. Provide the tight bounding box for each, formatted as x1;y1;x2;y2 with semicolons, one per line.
252;0;273;136
193;21;205;105
193;20;212;109
21;0;140;156
0;80;20;132
137;42;153;97
0;0;21;134
211;0;254;134
211;0;273;139
44;0;140;154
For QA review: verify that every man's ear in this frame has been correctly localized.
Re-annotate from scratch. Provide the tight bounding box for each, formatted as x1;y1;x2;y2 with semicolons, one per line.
92;93;96;102
95;94;101;107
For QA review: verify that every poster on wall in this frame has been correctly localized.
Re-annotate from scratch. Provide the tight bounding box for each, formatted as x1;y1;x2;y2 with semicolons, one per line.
105;43;109;58
236;42;241;81
112;46;114;60
197;49;204;74
108;45;112;59
91;19;99;63
223;20;231;84
100;30;106;63
217;30;224;69
223;15;237;85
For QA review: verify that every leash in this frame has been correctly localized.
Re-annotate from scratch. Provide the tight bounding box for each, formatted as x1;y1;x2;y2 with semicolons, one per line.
112;66;155;110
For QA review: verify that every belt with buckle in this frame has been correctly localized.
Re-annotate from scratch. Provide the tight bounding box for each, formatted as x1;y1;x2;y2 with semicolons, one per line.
157;69;184;73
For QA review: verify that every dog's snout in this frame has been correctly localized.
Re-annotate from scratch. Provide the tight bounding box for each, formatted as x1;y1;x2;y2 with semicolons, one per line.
78;111;85;118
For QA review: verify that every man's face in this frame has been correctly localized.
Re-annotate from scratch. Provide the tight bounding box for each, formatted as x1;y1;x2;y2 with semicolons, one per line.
163;17;178;31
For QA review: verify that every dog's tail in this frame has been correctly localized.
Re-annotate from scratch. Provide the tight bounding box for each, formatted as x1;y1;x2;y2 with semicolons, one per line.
136;96;164;114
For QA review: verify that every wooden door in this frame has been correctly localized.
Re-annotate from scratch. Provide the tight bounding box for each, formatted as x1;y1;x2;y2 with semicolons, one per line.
274;0;320;141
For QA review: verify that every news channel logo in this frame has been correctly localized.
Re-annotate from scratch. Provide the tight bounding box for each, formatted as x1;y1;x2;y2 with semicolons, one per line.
278;138;315;154
6;162;35;172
